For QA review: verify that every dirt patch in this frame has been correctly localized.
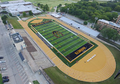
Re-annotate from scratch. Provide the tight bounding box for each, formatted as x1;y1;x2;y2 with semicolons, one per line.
23;37;37;52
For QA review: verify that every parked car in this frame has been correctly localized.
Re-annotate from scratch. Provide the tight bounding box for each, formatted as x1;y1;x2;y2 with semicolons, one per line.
2;79;9;83
0;57;3;59
0;61;6;63
1;67;7;71
2;76;9;79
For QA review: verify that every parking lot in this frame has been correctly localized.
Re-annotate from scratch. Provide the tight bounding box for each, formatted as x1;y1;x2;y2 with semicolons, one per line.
0;17;29;84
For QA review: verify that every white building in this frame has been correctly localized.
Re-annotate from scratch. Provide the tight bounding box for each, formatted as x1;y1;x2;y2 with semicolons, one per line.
10;31;26;51
0;1;42;16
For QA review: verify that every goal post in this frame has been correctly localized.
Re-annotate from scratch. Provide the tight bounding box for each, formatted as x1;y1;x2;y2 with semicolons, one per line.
31;25;38;33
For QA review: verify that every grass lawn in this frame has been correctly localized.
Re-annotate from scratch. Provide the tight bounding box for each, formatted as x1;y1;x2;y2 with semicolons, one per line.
7;17;23;29
0;74;3;84
25;0;80;7
44;42;120;84
1;0;12;2
33;80;40;84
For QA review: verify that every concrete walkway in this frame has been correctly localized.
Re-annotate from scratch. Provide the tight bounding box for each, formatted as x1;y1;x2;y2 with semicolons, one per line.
21;61;49;84
17;16;21;21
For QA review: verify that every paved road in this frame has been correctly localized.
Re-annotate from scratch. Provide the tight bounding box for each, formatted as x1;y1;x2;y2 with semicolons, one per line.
0;18;29;84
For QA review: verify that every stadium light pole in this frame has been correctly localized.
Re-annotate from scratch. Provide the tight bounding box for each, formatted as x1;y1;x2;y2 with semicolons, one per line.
93;17;98;28
66;8;69;15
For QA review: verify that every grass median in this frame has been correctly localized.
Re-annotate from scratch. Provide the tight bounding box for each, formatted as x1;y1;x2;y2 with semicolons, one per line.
33;80;40;84
0;74;3;84
7;17;23;29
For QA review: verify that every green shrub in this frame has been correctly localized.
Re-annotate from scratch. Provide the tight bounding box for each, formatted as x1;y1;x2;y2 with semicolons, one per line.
84;21;88;25
33;80;40;84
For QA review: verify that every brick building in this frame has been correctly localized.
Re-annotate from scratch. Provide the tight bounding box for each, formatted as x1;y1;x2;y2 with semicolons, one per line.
97;19;120;34
116;15;120;24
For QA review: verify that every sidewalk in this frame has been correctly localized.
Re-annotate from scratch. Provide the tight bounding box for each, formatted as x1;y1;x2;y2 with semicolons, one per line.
20;60;49;84
17;16;21;21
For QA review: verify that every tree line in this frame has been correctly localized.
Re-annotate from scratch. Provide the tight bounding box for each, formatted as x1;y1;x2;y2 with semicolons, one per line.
60;1;119;22
37;3;49;11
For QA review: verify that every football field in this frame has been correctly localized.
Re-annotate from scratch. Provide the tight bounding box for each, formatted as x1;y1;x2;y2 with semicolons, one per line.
30;20;97;66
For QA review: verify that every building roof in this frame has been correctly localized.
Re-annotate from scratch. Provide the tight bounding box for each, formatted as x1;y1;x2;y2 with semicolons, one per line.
0;2;31;7
6;2;41;14
8;1;24;4
11;33;23;43
60;17;100;37
98;19;120;28
51;13;61;18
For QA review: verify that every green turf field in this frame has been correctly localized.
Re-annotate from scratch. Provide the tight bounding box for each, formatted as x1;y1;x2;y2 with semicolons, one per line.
29;19;97;67
34;21;87;57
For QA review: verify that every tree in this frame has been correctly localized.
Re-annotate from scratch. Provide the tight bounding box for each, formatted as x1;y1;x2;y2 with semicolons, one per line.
84;21;88;25
1;15;7;21
2;20;7;24
104;7;111;12
101;28;119;41
59;1;118;22
114;5;120;12
1;15;8;24
29;11;33;16
57;4;62;8
45;4;49;11
42;4;49;12
23;12;26;17
37;3;40;7
101;15;109;20
36;8;39;10
1;11;8;14
9;13;12;16
94;24;102;31
112;12;118;19
56;9;58;12
60;7;67;12
43;6;46;12
80;12;89;20
40;4;44;8
112;34;120;41
105;12;112;20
